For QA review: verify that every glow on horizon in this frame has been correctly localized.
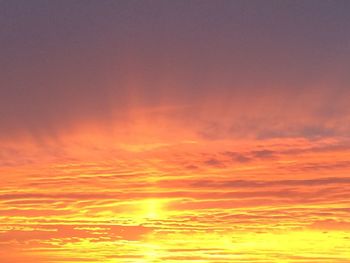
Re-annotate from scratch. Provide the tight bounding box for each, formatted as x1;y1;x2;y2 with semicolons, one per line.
1;128;350;262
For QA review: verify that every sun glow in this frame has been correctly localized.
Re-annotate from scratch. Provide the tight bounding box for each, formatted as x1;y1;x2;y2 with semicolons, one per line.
142;199;166;219
1;135;350;262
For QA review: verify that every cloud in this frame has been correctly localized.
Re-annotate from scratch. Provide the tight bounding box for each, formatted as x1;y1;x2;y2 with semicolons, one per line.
0;224;152;243
189;177;350;189
309;219;350;231
203;158;225;168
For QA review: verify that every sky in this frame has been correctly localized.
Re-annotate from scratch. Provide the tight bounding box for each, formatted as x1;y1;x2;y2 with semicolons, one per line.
1;0;350;262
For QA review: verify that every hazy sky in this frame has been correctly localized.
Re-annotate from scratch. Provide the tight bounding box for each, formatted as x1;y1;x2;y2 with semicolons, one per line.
1;0;350;140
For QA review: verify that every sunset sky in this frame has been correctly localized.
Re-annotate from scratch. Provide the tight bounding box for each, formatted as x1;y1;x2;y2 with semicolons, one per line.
1;1;350;262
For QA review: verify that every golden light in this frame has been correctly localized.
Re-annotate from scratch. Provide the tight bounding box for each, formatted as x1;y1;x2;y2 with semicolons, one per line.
142;199;166;219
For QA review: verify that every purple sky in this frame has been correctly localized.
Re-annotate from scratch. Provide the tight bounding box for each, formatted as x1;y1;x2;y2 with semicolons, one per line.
1;0;350;140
